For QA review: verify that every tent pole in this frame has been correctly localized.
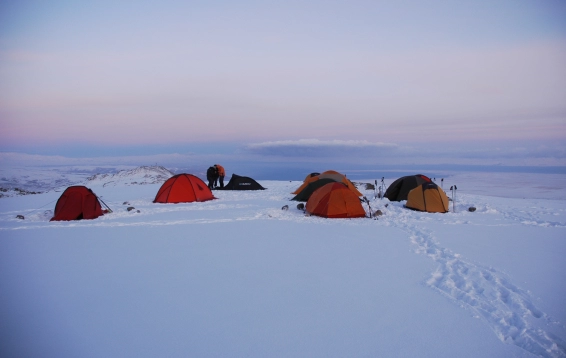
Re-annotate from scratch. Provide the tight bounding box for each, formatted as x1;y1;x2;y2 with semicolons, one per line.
97;196;113;213
374;179;378;199
363;196;372;218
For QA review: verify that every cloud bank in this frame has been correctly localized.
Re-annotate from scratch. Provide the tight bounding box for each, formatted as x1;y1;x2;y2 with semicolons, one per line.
245;139;399;157
244;138;566;167
1;138;564;184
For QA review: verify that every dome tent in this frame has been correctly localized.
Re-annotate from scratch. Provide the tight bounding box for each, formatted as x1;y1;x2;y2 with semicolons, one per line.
384;174;431;202
218;174;265;190
406;182;449;213
154;174;215;203
51;186;104;221
291;178;336;201
306;182;366;219
302;172;320;182
293;170;362;197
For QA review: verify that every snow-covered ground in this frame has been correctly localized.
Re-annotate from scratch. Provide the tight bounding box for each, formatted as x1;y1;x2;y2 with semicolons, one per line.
1;167;565;358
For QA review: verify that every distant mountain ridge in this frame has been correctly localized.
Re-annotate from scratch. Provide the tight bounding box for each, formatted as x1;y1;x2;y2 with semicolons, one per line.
86;166;174;187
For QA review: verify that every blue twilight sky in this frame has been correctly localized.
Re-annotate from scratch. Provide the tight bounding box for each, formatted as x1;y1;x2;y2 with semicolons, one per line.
1;0;565;169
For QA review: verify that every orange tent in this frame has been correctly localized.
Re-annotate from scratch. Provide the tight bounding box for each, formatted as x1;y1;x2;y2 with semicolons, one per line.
405;182;449;213
154;174;215;203
293;170;362;196
306;182;367;218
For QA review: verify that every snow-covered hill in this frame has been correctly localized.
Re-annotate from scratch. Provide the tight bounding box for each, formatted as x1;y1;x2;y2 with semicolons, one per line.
0;187;42;198
0;165;175;197
0;168;78;194
85;166;174;187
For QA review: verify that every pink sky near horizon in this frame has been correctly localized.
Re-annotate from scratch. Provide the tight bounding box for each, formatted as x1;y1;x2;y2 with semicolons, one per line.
1;1;565;150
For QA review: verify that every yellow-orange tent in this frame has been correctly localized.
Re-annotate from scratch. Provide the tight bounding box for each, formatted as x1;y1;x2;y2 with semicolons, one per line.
405;182;449;213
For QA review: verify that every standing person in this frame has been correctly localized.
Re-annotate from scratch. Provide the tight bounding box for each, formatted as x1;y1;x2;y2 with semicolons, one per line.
215;164;226;188
206;166;217;189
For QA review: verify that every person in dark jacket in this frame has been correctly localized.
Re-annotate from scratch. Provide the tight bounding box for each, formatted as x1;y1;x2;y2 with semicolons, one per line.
206;166;218;189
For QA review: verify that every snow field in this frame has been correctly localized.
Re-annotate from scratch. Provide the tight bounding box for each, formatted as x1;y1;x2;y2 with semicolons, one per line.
1;177;565;357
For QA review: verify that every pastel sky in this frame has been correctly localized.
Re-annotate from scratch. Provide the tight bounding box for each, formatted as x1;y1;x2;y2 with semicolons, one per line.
1;0;565;167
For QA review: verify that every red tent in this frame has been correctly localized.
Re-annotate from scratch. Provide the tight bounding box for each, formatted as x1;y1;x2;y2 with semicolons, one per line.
51;186;104;221
154;174;215;203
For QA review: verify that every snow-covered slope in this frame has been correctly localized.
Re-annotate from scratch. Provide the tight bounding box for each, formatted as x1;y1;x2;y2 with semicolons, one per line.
0;165;174;194
0;165;135;193
1;170;565;358
85;166;174;187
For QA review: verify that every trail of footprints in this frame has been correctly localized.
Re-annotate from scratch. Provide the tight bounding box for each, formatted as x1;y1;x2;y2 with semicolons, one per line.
402;223;566;358
502;209;566;228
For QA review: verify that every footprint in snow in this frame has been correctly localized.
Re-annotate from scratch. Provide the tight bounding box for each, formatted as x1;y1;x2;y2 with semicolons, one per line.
400;223;566;358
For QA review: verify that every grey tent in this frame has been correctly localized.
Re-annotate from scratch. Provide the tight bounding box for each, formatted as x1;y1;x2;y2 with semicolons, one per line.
384;174;431;201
